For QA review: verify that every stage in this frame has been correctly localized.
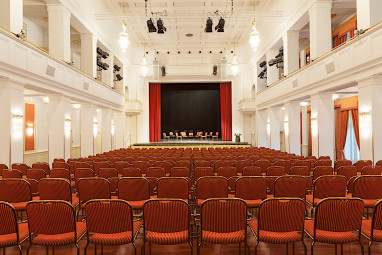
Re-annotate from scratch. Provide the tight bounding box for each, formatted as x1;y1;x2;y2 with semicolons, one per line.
131;140;250;148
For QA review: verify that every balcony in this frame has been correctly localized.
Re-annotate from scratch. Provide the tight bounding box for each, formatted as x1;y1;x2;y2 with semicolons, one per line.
239;98;256;114
125;100;143;116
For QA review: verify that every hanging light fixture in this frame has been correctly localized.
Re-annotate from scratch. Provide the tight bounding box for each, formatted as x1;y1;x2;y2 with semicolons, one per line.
249;6;260;50
231;44;239;75
119;21;129;51
141;45;149;76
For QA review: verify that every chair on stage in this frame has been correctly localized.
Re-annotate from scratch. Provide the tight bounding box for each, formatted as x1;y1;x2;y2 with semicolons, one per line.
212;132;219;140
176;132;182;141
163;133;171;140
189;131;194;139
181;132;188;140
169;132;175;139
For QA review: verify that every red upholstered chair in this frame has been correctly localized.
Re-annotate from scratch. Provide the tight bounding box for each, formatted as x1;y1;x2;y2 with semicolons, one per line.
133;161;151;175
98;168;118;179
157;177;189;201
354;160;373;173
289;166;310;176
50;169;71;182
26;169;46;182
294;160;312;171
265;166;285;176
334;160;352;172
0;179;31;212
314;159;332;168
146;177;158;197
228;176;240;195
146;167;166;178
304;198;364;255
255;160;271;174
93;162;110;176
196;177;228;207
2;169;22;179
274;176;307;200
353;175;382;209
121;167;142;177
217;166;237;179
124;157;135;164
362;166;382;175
337;166;357;182
235;177;267;209
11;164;30;176
142;199;191;254
312;166;334;180
0;201;29;254
274;160;291;174
198;198;248;254
170;167;190;178
118;178;150;210
362;200;382;254
32;162;50;175
84;199;142;254
114;161;131;175
318;156;330;160
39;178;79;207
306;175;347;208
174;161;190;169
73;162;91;171
242;166;262;176
233;161;251;175
248;198;306;254
53;158;66;163
26;179;39;197
26;200;86;254
194;161;210;168
154;161;172;175
213;161;230;174
194;167;214;182
0;163;8;173
108;177;120;195
74;168;95;190
52;162;70;172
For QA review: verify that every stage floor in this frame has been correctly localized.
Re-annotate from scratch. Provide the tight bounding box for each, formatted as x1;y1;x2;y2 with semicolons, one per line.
131;140;250;148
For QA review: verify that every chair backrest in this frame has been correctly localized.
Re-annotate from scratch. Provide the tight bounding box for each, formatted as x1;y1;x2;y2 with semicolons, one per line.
0;202;18;238
266;166;285;176
39;178;72;203
233;161;251;174
85;199;133;235
27;201;76;236
334;160;352;172
353;175;382;200
235;177;267;200
294;160;311;171
32;163;50;175
361;166;382;175
146;167;166;178
0;179;31;203
49;169;71;181
254;160;271;173
201;198;247;233
52;162;70;171
73;162;91;170
133;161;151;174
312;166;334;180
113;161;131;174
217;166;237;179
11;163;30;176
1;169;22;179
174;161;190;169
314;159;332;168
74;168;95;189
170;167;190;177
93;162;110;175
213;161;230;173
26;169;46;182
196;177;228;200
289;166;310;176
313;175;347;199
315;198;364;233
274;176;306;199
337;166;357;181
118;177;150;201
194;167;214;181
371;200;382;233
98;168;118;179
77;178;111;203
258;198;305;233
121;167;142;177
354;160;373;172
145;177;158;196
124;157;135;164
194;161;210;168
26;179;39;196
154;161;172;174
242;166;262;176
157;177;189;200
274;160;291;174
143;199;189;233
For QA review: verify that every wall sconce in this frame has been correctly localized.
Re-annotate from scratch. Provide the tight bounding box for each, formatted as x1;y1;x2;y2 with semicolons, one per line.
311;117;318;136
111;121;115;136
64;116;72;138
42;96;49;103
359;111;371;138
26;123;34;136
284;121;289;136
13;113;24;139
266;122;270;136
93;120;98;137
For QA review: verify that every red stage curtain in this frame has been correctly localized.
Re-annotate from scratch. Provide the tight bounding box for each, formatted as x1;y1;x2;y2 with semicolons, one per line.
308;111;312;156
149;83;161;142
300;112;302;155
336;109;349;160
351;109;360;149
220;83;232;141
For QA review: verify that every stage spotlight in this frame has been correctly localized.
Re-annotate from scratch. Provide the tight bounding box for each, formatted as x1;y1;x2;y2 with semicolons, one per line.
157;19;166;34
102;63;109;70
205;17;213;32
96;47;103;56
115;74;123;81
113;65;121;72
96;58;103;68
147;18;157;33
259;61;266;68
213;65;218;76
161;65;166;77
215;18;225;32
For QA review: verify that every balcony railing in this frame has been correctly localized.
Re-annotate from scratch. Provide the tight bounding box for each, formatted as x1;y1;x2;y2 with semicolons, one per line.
239;98;256;114
125;100;143;116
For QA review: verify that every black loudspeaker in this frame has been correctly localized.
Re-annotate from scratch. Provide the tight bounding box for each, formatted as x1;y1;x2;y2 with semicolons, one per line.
161;65;166;77
213;65;217;76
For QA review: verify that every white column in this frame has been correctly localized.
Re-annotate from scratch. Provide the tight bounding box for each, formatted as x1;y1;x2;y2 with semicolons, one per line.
256;109;268;148
48;95;71;164
283;30;300;75
357;0;382;30
309;1;332;59
114;110;125;149
101;109;112;153
300;49;307;67
0;0;23;34
0;78;24;166
301;105;309;156
46;4;71;62
80;104;96;157
103;53;114;87
284;102;301;155
80;33;97;78
311;92;334;159
266;49;280;85
358;75;382;162
270;106;282;150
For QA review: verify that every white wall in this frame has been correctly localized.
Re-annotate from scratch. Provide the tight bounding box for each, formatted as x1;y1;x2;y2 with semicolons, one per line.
23;17;46;48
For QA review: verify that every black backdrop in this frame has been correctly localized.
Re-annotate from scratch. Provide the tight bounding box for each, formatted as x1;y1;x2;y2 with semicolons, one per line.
161;83;221;135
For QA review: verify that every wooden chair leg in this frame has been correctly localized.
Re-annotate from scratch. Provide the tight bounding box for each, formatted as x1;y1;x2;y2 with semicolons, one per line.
311;241;315;255
368;241;373;255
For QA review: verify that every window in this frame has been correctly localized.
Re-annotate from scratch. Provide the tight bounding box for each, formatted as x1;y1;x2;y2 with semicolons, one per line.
344;112;360;163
